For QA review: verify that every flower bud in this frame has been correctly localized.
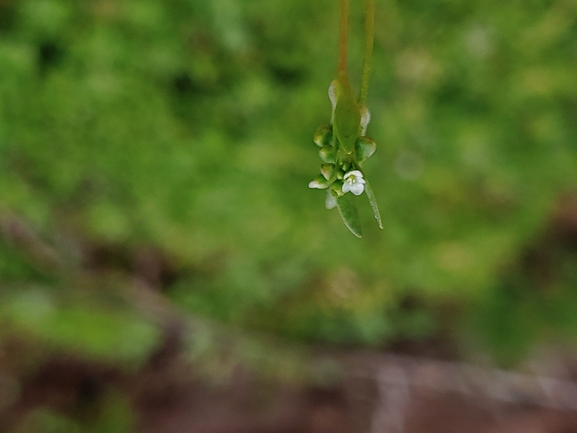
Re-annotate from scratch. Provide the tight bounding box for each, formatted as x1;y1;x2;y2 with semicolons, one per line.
308;175;330;189
313;125;333;147
320;163;335;180
331;180;345;197
355;137;377;163
319;146;336;163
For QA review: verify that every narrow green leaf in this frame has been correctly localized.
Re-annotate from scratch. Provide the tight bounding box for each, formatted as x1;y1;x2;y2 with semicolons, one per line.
336;193;362;238
364;180;383;229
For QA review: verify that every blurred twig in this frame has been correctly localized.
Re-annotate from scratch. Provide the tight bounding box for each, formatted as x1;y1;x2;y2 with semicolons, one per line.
0;213;63;271
348;354;577;433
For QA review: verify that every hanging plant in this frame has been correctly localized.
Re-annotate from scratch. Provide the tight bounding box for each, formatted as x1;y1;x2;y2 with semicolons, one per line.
308;0;382;238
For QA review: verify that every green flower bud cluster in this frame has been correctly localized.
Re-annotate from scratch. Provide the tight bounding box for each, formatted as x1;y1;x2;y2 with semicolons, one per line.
308;88;382;238
309;123;377;201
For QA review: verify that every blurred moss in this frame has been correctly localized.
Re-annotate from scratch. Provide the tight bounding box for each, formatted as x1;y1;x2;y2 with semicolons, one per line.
0;287;161;366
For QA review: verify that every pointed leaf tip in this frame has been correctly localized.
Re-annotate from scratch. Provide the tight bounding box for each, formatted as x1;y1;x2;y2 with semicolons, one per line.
364;180;383;229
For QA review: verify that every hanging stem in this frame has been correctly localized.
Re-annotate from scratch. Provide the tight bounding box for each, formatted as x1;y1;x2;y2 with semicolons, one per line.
338;0;350;79
358;0;374;106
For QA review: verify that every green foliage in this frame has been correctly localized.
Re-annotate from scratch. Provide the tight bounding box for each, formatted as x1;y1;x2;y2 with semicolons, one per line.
0;287;161;365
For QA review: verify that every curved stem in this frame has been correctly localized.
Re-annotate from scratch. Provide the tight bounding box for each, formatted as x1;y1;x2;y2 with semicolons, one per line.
358;0;374;105
338;0;350;79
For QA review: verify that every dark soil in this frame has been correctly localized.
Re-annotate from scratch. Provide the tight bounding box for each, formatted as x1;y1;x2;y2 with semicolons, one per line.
2;343;577;433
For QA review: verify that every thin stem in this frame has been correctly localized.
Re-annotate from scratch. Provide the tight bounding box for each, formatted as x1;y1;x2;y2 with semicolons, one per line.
358;0;374;106
338;0;350;79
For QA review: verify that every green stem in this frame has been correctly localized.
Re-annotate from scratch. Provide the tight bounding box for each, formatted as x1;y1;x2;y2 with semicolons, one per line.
338;0;350;79
358;0;374;106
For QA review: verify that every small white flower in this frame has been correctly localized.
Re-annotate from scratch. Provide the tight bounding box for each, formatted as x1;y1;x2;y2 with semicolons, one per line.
342;170;366;196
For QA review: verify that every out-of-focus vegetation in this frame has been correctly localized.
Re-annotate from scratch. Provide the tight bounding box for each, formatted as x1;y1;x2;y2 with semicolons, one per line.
2;0;577;397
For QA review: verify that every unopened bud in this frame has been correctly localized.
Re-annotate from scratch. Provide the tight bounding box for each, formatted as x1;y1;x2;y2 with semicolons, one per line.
319;146;336;163
355;137;376;163
331;180;345;197
313;125;333;147
308;175;330;190
320;163;335;180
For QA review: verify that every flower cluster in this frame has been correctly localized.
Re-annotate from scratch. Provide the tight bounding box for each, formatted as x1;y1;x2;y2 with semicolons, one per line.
308;118;376;207
308;82;382;237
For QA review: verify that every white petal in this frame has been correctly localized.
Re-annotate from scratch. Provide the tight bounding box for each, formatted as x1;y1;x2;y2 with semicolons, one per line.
344;170;363;180
342;182;351;193
350;182;365;195
325;191;337;209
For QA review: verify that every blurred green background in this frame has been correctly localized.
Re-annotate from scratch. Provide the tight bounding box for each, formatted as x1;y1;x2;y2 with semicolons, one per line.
1;0;577;429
